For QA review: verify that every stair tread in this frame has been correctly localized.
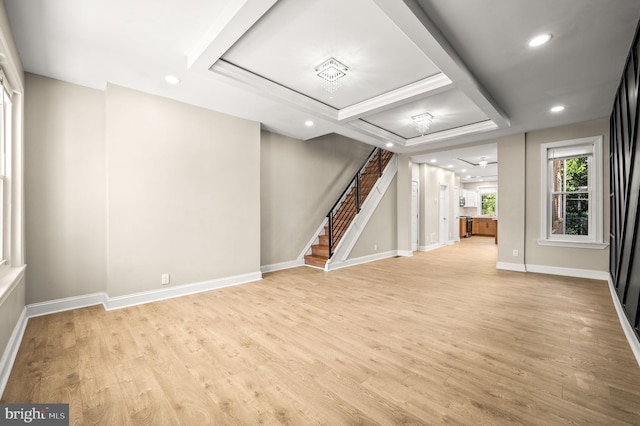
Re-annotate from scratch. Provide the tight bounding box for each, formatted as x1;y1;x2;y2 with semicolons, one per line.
305;254;328;260
304;254;328;268
311;149;392;269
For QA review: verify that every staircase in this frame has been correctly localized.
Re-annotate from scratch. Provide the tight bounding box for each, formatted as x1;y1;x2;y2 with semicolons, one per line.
304;147;394;268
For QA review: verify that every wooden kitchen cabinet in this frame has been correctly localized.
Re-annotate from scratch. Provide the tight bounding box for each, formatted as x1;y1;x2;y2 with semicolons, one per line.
472;218;497;237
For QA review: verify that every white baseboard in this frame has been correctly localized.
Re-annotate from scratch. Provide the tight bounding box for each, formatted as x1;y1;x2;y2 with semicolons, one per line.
0;271;263;396
105;271;262;311
525;264;609;281
396;250;413;257
22;272;264;316
26;292;108;318
0;307;27;398
496;262;527;272
327;250;398;271
419;243;442;252
607;275;640;367
261;259;305;273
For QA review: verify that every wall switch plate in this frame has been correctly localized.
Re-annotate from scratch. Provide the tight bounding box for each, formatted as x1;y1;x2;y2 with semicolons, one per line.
161;273;170;285
512;249;519;257
374;244;378;251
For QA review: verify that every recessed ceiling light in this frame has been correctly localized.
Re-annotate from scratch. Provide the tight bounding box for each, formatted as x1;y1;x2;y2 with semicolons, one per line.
430;159;437;163
461;169;467;173
164;75;180;85
466;175;471;179
529;33;552;47
385;142;393;148
305;120;314;127
447;164;453;168
550;105;565;113
479;179;484;182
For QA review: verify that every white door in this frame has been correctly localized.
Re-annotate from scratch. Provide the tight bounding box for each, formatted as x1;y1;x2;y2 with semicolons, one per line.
411;181;419;251
454;186;460;241
439;184;449;245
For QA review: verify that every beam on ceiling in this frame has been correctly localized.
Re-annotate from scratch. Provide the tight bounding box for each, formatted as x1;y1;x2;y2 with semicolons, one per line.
188;0;278;71
372;0;510;129
337;73;452;122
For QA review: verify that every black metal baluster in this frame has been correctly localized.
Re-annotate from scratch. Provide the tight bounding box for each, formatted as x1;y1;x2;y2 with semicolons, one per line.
327;212;333;258
355;172;360;213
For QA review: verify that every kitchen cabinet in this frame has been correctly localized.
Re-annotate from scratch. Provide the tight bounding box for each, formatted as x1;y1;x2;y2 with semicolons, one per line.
463;190;478;207
472;218;497;237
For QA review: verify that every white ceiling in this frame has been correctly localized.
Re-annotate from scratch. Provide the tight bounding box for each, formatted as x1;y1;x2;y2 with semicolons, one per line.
5;0;640;155
412;144;498;184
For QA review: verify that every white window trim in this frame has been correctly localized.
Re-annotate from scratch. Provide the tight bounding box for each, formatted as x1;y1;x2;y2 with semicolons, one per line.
538;135;607;249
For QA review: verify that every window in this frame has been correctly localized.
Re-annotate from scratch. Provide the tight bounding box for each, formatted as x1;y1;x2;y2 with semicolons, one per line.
478;186;497;215
0;73;11;265
481;194;496;215
539;136;606;248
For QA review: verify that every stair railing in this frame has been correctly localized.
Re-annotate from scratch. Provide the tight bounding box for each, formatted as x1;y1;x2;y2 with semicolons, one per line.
326;147;392;258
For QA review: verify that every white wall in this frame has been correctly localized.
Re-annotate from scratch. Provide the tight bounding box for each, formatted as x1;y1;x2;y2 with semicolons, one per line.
24;78;261;301
25;74;107;303
349;176;398;258
106;84;260;297
419;164;456;247
396;154;412;253
497;133;525;268
260;131;372;266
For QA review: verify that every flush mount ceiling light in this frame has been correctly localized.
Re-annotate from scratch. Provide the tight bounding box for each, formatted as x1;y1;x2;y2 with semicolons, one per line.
528;33;552;47
315;57;349;94
412;112;433;135
457;157;497;168
550;105;565;113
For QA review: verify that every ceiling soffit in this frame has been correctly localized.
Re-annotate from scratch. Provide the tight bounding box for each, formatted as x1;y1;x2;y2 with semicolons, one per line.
193;0;510;149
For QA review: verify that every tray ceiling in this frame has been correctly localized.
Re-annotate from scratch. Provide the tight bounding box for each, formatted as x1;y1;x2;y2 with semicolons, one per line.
208;0;508;148
5;0;640;153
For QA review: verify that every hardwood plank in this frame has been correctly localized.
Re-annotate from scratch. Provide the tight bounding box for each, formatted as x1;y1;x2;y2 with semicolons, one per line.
3;236;640;424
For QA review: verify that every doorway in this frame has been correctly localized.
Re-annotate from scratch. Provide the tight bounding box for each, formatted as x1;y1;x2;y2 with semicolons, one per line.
411;181;419;251
439;184;449;245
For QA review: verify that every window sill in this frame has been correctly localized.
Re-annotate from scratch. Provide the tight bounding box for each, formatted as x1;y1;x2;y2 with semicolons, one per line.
537;239;608;250
0;265;26;306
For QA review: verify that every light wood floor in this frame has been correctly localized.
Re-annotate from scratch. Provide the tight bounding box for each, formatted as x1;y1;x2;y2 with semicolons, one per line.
3;237;640;425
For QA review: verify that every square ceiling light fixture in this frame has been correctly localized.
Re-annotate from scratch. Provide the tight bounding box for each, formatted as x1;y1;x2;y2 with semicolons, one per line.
315;57;349;94
412;112;433;135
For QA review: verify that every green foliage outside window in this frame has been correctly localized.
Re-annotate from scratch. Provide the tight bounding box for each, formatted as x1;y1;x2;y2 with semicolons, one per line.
481;193;496;215
564;157;589;235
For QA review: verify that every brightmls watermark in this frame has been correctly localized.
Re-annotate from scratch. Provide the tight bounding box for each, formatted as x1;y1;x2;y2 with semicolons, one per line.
0;404;68;425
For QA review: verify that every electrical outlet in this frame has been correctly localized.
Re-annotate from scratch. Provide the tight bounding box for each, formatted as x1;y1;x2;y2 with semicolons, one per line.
512;249;519;257
161;273;170;285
